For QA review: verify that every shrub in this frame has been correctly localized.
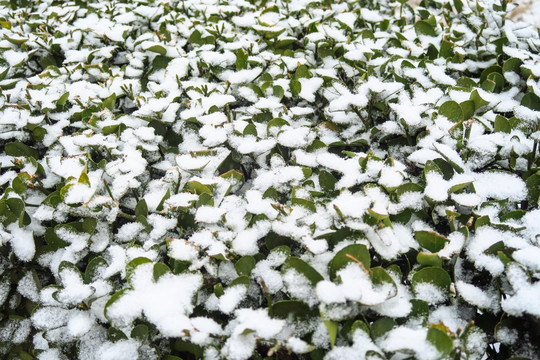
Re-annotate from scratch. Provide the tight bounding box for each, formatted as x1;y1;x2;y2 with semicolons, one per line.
0;0;539;359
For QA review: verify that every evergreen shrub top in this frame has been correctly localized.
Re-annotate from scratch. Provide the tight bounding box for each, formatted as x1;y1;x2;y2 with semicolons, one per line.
0;0;540;359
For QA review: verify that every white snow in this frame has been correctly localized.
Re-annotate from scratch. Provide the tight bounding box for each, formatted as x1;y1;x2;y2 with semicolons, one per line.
7;225;35;262
106;264;202;336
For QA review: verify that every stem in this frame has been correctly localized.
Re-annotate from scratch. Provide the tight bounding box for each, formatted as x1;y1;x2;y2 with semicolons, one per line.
103;179;115;201
529;139;538;170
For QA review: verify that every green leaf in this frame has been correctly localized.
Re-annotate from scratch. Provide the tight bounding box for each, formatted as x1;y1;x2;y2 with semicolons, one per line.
480;65;503;83
146;44;167;55
470;90;489;110
503;57;522;74
526;172;540;206
412;266;451;293
283;257;324;286
487;72;504;92
460;100;475;120
243;123;258;136
130;324;149;343
82;217;97;235
12;175;26;194
188;29;202;45
267;117;289;134
456;77;477;89
417;252;443;267
319;170;337;192
173;340;203;359
102;123;126;136
229;275;250;288
481;79;496;93
276;38;297;49
427;326;453;359
448;181;472;193
439;39;454;59
40;54;58;69
236;49;248;71
235;256;256;276
101;93;117;111
187;181;213;195
84;256;107;284
414;20;437;36
220;169;244;182
432;158;456;179
153;262;171;281
294;64;311;79
135;199;148;218
521;92;540;111
156;188;171;212
5;198;25;223
163;356;184;360
410;299;429;321
395;183;423;199
439;101;463;122
290;79;301;97
57;91;70;106
423;160;443;182
370;317;396;339
214;283;224;297
370;267;398;298
271;300;316;319
104;288;129;321
329;244;370;280
4;35;28;46
273;85;284;99
5;141;39;158
108;326;128;342
291;197;316;212
152;55;170;70
79;166;90;185
494;115;511;133
453;0;463;11
0;21;11;29
322;317;338;348
126;257;152;286
366;208;393;228
415;231;449;253
351;320;370;336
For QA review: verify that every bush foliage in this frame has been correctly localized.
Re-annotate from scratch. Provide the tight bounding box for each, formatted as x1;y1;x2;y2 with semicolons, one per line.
0;0;540;359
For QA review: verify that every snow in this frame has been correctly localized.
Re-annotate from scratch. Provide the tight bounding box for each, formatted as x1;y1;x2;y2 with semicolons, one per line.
456;281;499;312
283;268;319;306
116;222;145;242
67;312;94;337
473;171;527;202
2;0;540;358
195;205;226;223
413;282;447;305
318;263;396;306
106;264;202;336
501;263;540;317
7;225;35;262
287;337;312;353
298;77;324;102
466;227;506;275
56;267;94;304
390;91;424;127
378;327;441;360
218;285;248;314
168;238;199;261
512;246;540;271
17;272;40;302
96;340;140;360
